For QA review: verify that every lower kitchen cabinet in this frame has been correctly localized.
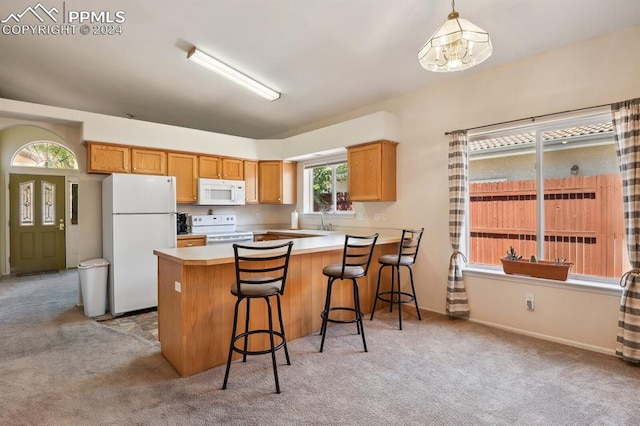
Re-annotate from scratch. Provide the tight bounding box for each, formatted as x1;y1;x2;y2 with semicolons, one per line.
177;234;206;247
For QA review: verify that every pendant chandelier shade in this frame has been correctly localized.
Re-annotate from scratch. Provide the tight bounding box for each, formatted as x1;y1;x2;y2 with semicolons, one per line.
418;0;492;72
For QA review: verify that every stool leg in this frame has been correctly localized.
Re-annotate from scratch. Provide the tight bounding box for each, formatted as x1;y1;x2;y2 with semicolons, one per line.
276;294;291;365
242;298;251;362
396;265;403;330
370;264;384;320
319;277;334;352
222;298;241;390
407;265;422;321
388;265;396;313
352;278;367;352
265;297;281;394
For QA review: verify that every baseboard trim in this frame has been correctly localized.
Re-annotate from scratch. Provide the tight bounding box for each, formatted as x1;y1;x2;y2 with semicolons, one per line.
467;317;616;356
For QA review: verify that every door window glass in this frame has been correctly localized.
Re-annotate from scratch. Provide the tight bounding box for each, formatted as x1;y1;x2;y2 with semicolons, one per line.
20;180;34;226
42;181;55;225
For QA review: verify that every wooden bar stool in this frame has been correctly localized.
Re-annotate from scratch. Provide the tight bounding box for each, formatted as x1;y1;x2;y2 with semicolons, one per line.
319;233;378;352
370;228;424;330
222;240;293;394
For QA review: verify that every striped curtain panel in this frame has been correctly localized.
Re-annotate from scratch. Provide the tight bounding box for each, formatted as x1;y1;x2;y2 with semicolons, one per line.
612;98;640;364
447;130;470;318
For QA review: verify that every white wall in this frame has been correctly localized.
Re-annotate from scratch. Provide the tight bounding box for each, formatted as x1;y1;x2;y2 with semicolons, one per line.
1;25;639;354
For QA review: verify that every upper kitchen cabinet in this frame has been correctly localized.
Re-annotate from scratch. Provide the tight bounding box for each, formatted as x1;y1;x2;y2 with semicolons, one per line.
131;148;167;175
199;155;221;179
199;156;244;180
258;160;296;204
168;152;198;203
86;142;130;174
243;160;259;204
221;158;244;180
347;140;397;202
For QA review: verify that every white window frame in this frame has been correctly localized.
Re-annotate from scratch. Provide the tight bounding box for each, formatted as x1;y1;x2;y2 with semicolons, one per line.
465;109;620;286
302;156;354;216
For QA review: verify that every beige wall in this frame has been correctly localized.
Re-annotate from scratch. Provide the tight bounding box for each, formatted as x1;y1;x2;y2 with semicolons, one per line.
277;25;640;354
1;25;639;354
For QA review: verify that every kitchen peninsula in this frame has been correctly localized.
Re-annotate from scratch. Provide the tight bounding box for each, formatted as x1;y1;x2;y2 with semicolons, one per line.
153;230;401;377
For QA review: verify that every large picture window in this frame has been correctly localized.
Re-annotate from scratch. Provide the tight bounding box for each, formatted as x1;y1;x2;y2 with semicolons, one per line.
304;162;353;213
468;113;628;280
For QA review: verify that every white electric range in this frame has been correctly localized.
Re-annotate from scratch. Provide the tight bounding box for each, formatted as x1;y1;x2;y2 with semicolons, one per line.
189;214;254;244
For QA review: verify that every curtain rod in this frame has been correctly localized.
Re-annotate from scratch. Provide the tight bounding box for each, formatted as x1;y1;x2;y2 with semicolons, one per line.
444;102;612;136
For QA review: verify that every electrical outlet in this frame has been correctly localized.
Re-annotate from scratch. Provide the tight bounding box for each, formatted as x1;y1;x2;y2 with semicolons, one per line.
374;213;380;221
381;213;387;221
357;212;365;221
175;281;182;293
526;293;534;310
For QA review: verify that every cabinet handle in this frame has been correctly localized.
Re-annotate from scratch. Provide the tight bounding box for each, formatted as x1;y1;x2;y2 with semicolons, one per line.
186;243;193;247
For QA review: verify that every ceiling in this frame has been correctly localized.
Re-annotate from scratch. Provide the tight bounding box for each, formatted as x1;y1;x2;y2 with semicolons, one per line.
1;0;639;140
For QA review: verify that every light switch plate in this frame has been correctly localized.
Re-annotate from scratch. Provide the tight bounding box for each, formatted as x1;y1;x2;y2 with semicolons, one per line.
175;281;181;292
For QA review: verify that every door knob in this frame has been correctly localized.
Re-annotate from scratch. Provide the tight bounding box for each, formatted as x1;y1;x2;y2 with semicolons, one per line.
58;218;64;231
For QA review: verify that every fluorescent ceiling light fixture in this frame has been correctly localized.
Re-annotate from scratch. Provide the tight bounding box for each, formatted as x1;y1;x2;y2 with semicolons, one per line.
187;47;281;101
418;0;492;72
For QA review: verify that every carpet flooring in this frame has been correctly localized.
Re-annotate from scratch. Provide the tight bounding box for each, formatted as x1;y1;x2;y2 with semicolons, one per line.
2;270;640;425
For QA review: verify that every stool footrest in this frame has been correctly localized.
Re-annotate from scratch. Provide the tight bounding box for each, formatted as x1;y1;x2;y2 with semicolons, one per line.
231;329;287;356
375;290;416;305
321;306;363;324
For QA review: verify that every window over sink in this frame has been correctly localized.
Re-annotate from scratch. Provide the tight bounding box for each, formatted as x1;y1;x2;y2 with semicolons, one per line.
303;160;353;214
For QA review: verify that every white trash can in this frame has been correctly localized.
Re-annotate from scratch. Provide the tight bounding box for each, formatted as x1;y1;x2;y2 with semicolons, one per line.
78;258;109;317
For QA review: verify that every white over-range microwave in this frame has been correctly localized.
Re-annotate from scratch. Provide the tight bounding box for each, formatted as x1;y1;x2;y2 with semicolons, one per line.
197;178;246;205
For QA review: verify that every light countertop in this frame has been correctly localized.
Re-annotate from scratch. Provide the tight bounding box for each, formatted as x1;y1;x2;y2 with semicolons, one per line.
155;228;401;266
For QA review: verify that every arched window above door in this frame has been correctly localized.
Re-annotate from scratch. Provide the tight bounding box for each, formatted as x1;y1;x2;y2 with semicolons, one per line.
11;141;78;169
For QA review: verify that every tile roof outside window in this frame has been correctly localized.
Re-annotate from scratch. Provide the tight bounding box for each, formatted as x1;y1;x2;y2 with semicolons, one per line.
469;122;613;153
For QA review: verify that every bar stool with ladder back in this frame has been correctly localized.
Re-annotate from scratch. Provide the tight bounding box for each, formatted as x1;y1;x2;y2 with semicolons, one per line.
370;228;424;330
222;240;293;394
319;233;378;352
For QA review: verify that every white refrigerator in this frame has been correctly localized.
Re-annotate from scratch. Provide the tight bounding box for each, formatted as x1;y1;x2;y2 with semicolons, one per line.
102;174;177;315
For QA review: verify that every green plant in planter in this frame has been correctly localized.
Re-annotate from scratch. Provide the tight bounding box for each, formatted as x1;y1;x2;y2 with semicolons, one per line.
506;246;522;261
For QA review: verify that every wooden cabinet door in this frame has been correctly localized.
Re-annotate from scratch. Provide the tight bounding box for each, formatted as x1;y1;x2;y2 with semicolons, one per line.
281;161;297;204
347;140;396;202
168;153;198;203
131;148;166;175
199;156;221;179
222;158;244;180
258;161;282;203
258;161;296;204
244;160;259;204
176;235;206;247
87;143;130;173
348;143;381;201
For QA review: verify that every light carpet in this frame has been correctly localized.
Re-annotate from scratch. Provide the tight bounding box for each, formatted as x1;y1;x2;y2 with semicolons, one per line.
1;270;639;425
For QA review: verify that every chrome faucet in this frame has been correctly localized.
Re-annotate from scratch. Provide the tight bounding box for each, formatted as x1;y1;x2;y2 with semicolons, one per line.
317;211;333;231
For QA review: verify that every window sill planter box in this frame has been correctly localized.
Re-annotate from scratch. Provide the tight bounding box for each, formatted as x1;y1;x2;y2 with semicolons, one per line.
500;257;573;281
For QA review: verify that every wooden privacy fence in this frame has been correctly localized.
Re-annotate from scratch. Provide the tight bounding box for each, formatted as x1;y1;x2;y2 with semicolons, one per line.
469;174;628;278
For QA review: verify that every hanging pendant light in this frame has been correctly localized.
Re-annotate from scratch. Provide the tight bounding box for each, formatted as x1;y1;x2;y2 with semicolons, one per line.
418;0;492;72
